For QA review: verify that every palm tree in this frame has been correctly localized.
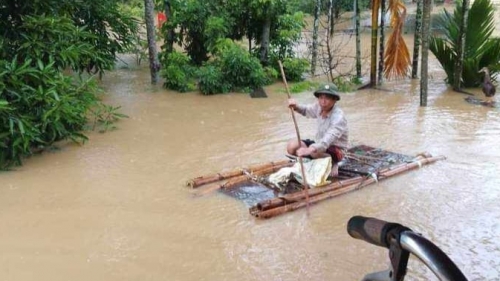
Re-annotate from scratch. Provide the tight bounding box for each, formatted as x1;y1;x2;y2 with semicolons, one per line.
311;0;321;75
429;0;500;88
369;0;379;86
378;0;387;85
411;0;422;79
453;0;470;91
355;0;361;78
420;0;432;106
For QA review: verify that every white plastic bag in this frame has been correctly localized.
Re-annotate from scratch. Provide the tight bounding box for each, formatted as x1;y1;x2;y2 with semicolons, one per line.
268;157;332;188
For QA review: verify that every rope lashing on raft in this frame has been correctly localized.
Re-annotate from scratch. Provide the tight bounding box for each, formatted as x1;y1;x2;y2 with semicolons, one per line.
242;169;258;181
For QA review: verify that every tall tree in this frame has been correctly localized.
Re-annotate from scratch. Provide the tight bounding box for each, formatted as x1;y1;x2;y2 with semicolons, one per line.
325;0;335;81
163;0;175;53
355;0;362;78
378;0;387;85
311;0;321;75
411;0;422;78
259;14;272;65
329;0;339;37
420;0;432;106
369;0;380;86
452;0;470;91
144;0;159;84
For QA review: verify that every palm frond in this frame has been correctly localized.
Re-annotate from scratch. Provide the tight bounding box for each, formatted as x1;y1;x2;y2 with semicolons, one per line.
384;0;410;80
464;0;495;56
430;0;500;87
429;36;455;84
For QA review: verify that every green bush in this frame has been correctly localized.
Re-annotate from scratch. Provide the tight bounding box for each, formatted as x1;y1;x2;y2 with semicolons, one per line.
281;58;310;82
0;58;100;169
289;81;318;93
217;42;268;90
0;5;133;169
198;64;231;95
263;66;279;85
197;41;267;94
160;52;197;92
333;76;359;92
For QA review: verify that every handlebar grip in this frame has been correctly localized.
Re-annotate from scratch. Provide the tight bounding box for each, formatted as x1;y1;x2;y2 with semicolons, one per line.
347;216;409;249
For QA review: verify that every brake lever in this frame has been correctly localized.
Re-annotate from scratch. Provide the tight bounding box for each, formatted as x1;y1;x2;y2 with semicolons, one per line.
361;226;411;281
388;228;410;281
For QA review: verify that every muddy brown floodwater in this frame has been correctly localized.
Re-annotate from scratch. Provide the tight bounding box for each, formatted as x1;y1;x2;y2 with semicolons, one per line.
1;29;500;281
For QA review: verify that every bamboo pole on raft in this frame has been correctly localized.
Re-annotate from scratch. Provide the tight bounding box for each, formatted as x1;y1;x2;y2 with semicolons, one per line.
253;155;429;212
278;60;311;214
250;155;445;219
254;176;365;211
194;162;294;197
186;160;292;188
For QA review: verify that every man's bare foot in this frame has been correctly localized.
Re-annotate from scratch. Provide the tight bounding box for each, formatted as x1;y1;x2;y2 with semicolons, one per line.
330;163;339;178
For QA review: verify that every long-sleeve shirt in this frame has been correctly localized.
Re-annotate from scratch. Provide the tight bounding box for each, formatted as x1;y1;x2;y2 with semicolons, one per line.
295;102;349;153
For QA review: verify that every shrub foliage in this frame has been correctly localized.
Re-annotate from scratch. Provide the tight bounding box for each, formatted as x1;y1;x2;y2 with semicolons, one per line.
429;0;500;87
0;1;137;169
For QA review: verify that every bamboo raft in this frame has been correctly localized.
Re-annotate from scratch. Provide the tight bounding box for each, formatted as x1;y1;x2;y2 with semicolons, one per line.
187;145;445;219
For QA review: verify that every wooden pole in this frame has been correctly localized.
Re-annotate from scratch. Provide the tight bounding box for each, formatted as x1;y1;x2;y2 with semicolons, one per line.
278;60;310;214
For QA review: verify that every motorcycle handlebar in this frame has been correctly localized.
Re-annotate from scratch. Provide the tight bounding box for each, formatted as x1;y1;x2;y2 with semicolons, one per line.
347;216;409;248
347;216;469;281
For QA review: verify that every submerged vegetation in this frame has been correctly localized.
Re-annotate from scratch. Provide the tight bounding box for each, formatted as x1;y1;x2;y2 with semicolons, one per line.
0;0;137;169
2;0;497;169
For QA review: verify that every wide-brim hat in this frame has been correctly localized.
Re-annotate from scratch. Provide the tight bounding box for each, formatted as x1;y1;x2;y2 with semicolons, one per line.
313;83;340;100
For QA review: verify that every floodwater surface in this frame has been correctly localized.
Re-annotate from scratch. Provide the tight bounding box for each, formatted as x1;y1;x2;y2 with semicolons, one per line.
1;56;500;280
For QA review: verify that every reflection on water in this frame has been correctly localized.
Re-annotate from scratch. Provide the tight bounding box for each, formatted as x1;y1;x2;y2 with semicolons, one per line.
0;56;499;280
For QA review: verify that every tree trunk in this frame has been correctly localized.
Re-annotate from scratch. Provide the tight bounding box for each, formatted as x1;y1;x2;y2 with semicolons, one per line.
355;0;362;78
311;0;321;75
259;15;271;65
411;0;422;79
378;0;386;85
334;0;341;19
145;0;159;84
164;0;175;53
453;0;469;91
330;0;337;37
420;0;432;106
370;0;380;86
326;0;335;81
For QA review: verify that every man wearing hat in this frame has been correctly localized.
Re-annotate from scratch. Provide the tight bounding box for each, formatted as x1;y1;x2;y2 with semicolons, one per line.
287;83;349;177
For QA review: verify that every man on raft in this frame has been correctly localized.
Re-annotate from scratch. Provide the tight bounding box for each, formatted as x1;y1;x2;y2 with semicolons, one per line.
287;83;349;177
